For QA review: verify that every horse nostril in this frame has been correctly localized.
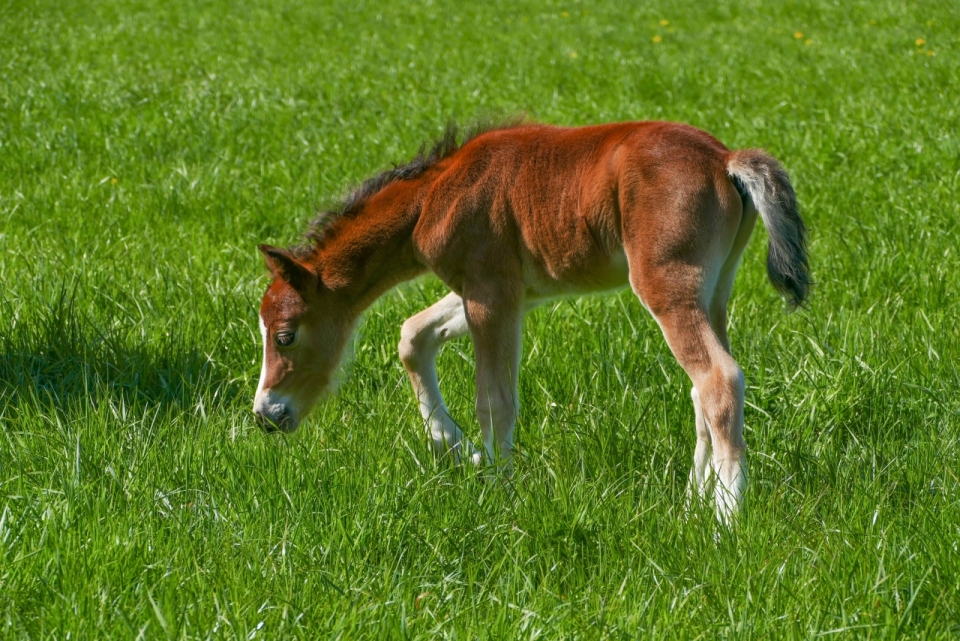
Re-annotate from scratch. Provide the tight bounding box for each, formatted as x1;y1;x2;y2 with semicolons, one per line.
254;412;279;433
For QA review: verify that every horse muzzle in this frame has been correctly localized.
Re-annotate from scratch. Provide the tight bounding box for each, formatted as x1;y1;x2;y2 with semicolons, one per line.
253;392;299;433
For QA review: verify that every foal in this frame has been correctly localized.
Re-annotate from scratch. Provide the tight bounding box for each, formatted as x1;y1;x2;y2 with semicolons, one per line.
253;120;810;521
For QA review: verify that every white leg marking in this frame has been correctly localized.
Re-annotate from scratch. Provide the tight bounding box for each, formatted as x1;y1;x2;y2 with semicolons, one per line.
469;298;523;474
475;371;519;472
686;385;714;508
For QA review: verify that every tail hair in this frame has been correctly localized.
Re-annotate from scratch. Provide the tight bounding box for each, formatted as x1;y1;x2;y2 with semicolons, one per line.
727;150;811;308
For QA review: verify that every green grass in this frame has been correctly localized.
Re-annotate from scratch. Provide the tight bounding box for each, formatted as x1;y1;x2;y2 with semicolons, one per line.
2;0;959;637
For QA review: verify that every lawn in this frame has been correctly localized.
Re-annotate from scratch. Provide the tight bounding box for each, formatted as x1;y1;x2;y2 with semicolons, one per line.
1;0;959;637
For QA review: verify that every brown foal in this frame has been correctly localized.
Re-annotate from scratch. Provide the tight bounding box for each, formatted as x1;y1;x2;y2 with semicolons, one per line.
253;120;810;521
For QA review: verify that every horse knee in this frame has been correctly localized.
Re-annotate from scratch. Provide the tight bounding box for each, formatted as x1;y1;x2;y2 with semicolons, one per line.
399;318;434;371
699;361;745;446
707;360;744;401
722;363;745;399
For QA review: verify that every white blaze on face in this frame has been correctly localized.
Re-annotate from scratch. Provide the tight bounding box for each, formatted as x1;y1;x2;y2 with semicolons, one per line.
256;314;268;398
253;314;293;425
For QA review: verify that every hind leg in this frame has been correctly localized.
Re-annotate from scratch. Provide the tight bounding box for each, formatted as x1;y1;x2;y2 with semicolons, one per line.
629;260;747;521
686;385;714;504
654;302;747;522
619;149;752;521
399;292;480;464
709;197;757;353
685;196;757;511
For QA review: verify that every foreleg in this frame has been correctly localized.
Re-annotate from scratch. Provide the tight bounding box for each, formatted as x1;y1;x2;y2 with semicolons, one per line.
399;292;480;464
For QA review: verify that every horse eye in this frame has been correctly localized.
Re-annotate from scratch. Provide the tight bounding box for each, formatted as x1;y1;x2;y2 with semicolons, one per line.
274;331;296;347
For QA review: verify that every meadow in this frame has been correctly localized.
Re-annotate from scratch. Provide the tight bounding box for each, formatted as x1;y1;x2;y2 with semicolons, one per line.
1;0;959;637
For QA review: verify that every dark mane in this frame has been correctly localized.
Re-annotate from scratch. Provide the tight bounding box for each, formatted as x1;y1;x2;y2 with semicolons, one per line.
294;117;525;257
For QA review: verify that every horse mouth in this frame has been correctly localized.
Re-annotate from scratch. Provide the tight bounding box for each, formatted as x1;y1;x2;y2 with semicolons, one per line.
253;407;298;434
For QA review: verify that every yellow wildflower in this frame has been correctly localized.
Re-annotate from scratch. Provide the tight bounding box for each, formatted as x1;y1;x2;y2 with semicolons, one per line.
794;32;803;39
660;19;669;26
652;35;662;43
915;38;925;46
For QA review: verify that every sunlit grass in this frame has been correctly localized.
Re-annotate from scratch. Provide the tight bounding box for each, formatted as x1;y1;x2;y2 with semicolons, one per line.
2;0;959;637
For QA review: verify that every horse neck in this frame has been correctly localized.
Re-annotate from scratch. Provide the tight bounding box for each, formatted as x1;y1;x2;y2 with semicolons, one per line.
311;179;428;314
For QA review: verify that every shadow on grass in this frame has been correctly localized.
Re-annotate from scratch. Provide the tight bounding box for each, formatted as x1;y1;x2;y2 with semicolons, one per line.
0;286;247;416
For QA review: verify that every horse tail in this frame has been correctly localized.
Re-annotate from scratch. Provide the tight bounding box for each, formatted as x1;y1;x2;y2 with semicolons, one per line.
727;149;811;308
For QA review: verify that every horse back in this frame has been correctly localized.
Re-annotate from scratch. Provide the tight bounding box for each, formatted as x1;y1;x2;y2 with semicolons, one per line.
413;121;738;299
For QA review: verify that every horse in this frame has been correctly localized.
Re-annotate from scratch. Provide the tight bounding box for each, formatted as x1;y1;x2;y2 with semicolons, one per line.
253;120;810;521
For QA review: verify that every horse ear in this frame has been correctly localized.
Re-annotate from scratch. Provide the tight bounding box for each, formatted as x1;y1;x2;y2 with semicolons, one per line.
258;244;316;291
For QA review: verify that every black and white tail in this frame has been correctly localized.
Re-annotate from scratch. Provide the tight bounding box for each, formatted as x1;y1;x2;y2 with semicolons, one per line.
727;150;811;308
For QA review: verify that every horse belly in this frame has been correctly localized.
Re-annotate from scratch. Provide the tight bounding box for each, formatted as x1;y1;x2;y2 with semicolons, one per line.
522;246;630;301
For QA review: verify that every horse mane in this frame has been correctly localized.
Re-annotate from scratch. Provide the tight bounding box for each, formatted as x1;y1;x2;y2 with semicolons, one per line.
293;117;526;257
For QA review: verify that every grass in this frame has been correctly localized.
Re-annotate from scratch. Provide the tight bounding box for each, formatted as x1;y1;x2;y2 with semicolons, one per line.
1;0;959;637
